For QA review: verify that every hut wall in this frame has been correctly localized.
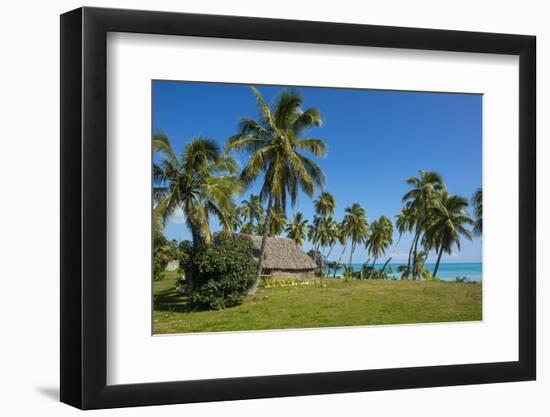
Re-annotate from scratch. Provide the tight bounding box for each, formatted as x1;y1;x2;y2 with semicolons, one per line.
267;269;316;280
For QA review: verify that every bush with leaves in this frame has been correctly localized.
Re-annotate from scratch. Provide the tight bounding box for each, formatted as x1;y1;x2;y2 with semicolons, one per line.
153;234;176;281
188;236;256;310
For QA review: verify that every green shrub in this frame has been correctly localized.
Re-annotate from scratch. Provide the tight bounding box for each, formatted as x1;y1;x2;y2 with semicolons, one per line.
188;236;256;310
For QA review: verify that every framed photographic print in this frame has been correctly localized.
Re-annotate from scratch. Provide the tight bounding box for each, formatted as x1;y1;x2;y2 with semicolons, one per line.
60;6;536;410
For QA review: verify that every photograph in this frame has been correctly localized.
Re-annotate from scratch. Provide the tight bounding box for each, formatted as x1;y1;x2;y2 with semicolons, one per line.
151;81;483;334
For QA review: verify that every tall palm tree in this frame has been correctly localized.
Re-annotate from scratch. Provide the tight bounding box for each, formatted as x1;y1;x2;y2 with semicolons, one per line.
311;191;337;279
402;170;445;280
308;216;338;283
472;188;482;236
426;192;474;278
308;216;324;275
342;203;368;273
226;87;326;291
366;215;394;271
239;194;264;232
394;205;414;278
285;212;308;246
333;221;350;278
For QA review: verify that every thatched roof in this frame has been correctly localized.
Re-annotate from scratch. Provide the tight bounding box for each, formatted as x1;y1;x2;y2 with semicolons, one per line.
240;234;317;270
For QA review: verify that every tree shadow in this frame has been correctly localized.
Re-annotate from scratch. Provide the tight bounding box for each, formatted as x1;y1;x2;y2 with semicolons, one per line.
153;285;190;313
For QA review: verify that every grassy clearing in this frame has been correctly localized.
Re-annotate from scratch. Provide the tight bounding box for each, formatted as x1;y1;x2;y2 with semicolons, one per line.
153;270;482;334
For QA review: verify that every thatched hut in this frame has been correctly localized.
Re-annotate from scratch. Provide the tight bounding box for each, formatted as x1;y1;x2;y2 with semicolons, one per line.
240;234;317;279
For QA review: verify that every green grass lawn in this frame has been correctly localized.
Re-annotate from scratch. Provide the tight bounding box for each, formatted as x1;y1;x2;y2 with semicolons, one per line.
153;270;482;334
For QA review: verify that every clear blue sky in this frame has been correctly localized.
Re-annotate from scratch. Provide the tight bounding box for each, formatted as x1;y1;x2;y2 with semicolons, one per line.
153;80;482;263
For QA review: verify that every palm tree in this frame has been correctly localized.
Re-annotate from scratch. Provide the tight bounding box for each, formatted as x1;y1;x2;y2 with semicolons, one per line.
311;191;337;279
333;221;350;278
313;192;336;218
226;87;326;291
153;134;241;292
285;212;308;246
320;217;339;278
426;192;474;278
221;205;242;236
239;194;264;232
308;216;324;275
402;170;445;280
154;134;241;245
397;251;431;280
472;188;482;236
308;216;338;284
259;207;287;236
342;203;368;274
366;215;394;272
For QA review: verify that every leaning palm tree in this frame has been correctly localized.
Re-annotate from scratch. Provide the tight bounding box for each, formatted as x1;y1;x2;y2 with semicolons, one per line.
472;188;482;236
402;170;445;280
426;192;474;278
285;212;308;246
342;203;369;273
366;215;394;271
226;87;326;291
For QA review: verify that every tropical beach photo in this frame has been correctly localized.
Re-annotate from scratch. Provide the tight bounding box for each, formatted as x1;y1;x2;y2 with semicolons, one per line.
152;81;482;334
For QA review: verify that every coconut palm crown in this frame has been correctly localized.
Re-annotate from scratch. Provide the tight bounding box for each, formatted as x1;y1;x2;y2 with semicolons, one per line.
366;215;394;266
285;212;309;246
313;192;336;218
402;170;445;279
425;192;474;278
153;133;241;247
342;203;369;271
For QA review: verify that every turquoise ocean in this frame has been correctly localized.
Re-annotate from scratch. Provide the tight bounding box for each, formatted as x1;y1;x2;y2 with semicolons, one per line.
333;262;482;281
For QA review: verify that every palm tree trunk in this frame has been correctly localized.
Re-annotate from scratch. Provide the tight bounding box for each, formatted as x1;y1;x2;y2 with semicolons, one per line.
251;196;273;294
333;245;347;278
412;229;421;280
382;257;392;272
406;232;417;280
186;227;202;294
320;245;325;285
348;242;356;273
433;247;443;278
324;244;335;278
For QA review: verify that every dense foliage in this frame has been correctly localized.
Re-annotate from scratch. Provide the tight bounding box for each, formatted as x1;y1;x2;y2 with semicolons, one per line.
153;234;178;281
187;236;256;310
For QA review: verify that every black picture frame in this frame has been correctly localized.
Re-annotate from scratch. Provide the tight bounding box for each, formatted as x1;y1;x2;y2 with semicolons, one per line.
60;6;536;410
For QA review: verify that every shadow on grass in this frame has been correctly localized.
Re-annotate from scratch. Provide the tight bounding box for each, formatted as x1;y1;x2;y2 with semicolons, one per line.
153;284;191;313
